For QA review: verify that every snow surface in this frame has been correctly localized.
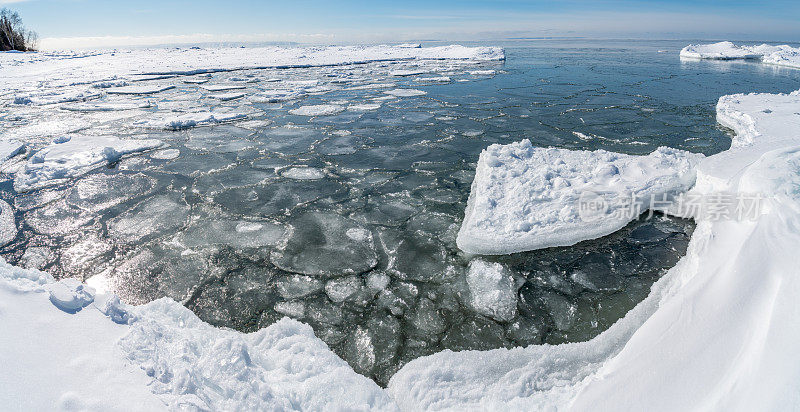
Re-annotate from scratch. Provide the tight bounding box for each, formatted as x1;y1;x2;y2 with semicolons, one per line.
681;41;800;69
14;136;163;192
457;141;702;254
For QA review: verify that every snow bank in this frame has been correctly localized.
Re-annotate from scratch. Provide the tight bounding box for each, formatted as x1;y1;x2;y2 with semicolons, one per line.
681;41;800;69
14;136;163;192
457;141;702;254
0;259;395;411
389;89;800;409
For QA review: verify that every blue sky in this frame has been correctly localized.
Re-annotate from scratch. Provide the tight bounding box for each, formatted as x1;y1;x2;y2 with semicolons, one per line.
2;0;799;48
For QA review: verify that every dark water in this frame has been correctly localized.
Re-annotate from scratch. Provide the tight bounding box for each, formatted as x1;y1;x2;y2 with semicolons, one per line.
3;39;800;386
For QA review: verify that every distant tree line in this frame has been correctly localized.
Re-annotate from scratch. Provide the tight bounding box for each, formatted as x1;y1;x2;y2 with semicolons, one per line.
1;8;37;51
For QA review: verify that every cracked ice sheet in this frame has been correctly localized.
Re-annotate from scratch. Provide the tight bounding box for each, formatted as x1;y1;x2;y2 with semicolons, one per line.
456;140;702;254
0;45;504;93
14;136;163;192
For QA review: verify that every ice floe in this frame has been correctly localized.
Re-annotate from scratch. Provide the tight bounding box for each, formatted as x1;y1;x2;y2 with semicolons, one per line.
107;84;175;95
14;136;163;192
457;140;702;254
383;89;427;97
139;110;249;130
288;104;345;116
681;41;800;69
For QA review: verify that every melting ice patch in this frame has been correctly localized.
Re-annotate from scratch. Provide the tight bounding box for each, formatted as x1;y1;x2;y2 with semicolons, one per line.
457;140;702;254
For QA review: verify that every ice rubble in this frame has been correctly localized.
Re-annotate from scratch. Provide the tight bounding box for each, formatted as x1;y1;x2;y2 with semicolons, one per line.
14;136;163;192
681;41;800;69
457;142;702;254
389;88;800;410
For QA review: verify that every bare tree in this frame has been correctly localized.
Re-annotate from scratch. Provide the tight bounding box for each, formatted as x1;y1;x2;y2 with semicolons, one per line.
0;8;37;51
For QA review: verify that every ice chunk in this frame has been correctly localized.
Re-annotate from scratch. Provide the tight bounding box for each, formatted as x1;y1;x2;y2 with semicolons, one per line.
47;278;95;313
414;76;451;82
325;276;365;303
66;173;157;213
271;212;377;277
274;300;305;318
209;92;246;101
281;167;325;180
250;89;306;103
150;148;180;160
465;259;518;322
201;84;247;91
383;89;427;97
0;200;17;247
107;194;190;244
348;103;382;111
275;275;324;299
14;136;163;192
288;104;345;116
457;140;702;254
141;110;248;130
0;139;25;162
172;218;286;250
107;84;175;94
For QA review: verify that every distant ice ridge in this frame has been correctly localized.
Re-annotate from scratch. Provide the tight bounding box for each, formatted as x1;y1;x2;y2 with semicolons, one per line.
0;45;504;92
457;142;702;254
390;90;800;409
681;41;800;69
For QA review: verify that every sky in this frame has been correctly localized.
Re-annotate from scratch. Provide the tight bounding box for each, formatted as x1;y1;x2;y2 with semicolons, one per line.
2;0;799;49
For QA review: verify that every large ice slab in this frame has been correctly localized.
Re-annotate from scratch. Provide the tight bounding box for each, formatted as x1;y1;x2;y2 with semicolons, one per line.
14;136;163;192
681;41;800;69
457;140;702;254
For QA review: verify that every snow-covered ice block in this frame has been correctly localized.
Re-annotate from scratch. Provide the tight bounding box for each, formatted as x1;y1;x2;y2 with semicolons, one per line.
250;89;306;103
681;41;800;69
457;140;702;254
140;110;249;130
47;278;95;313
384;89;427;97
0;139;25;162
14;136;163;192
680;41;761;60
